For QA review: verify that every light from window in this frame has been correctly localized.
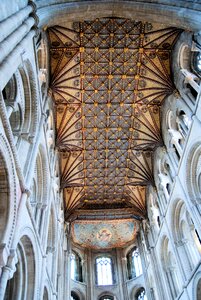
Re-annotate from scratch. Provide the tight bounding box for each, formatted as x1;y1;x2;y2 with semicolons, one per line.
70;252;82;282
127;247;143;279
71;291;80;300
135;288;147;300
71;253;76;280
132;248;143;277
196;53;201;71
96;257;113;285
99;296;114;300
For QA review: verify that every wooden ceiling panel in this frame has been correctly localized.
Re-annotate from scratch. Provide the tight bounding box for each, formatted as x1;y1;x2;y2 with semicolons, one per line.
48;18;182;223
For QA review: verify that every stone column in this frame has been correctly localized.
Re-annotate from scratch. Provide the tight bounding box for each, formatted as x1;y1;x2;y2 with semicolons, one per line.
0;249;16;300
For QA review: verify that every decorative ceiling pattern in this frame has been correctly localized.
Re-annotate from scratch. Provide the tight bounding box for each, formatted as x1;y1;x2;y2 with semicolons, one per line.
48;19;182;223
72;219;138;249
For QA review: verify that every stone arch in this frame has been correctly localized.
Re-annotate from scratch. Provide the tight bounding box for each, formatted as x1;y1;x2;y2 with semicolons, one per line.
38;2;201;31
36;30;49;92
172;199;201;272
71;288;85;300
192;272;201;300
126;245;143;280
0;134;17;265
98;291;116;300
160;236;180;299
43;286;49;300
131;284;146;300
30;144;49;235
23;59;39;138
71;249;83;282
186;142;201;205
4;234;36;300
46;204;57;281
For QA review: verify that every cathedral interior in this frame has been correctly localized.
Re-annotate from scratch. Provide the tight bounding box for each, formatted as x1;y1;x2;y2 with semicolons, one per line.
0;1;201;300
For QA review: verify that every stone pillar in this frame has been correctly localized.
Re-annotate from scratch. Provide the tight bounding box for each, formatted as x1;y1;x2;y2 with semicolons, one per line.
0;249;16;300
117;250;129;300
86;248;93;300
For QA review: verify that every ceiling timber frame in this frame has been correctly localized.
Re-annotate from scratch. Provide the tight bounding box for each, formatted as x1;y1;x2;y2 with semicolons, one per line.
47;18;182;247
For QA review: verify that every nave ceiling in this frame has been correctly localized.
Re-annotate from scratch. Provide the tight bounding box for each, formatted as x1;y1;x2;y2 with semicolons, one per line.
47;18;182;249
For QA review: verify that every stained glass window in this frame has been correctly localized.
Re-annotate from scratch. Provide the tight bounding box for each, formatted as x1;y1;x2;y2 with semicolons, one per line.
96;257;113;285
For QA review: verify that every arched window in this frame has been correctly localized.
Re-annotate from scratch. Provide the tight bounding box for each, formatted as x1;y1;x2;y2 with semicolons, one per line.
135;288;147;300
71;291;80;300
192;52;201;77
71;252;83;282
95;256;114;285
197;278;201;300
127;247;143;279
99;296;114;300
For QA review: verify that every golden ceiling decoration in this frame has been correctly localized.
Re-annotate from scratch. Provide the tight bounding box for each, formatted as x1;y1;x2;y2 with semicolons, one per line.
48;18;182;220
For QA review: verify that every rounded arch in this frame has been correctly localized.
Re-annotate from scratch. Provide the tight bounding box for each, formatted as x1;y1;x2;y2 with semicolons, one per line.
0;134;17;256
192;272;201;300
4;234;36;300
71;249;83;282
171;199;201;273
71;288;85;300
23;60;39;138
131;285;146;300
186;142;201;204
95;254;115;285
98;292;115;300
30;144;49;236
160;235;181;299
126;246;143;280
38;2;201;31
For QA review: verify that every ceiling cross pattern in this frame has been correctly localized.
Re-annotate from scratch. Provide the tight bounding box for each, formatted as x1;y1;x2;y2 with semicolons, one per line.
48;18;182;220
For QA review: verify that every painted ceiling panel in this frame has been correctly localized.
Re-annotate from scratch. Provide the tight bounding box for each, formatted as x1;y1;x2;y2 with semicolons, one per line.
48;18;182;241
72;219;139;249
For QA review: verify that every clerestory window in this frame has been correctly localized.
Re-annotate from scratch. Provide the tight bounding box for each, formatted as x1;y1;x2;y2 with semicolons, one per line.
71;252;83;282
127;247;143;279
99;296;114;300
95;256;114;285
135;288;147;300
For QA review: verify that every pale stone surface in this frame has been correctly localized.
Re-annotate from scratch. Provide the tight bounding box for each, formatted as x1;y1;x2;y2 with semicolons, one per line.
0;1;201;300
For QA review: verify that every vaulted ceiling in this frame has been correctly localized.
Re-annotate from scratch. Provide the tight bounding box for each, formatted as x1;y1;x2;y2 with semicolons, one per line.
48;18;182;248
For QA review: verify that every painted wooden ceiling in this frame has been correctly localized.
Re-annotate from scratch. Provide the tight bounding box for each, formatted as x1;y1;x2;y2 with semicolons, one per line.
48;18;181;248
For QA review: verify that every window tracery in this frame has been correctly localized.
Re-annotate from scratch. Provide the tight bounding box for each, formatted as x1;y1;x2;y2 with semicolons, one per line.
95;256;114;285
135;287;147;300
127;247;142;279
